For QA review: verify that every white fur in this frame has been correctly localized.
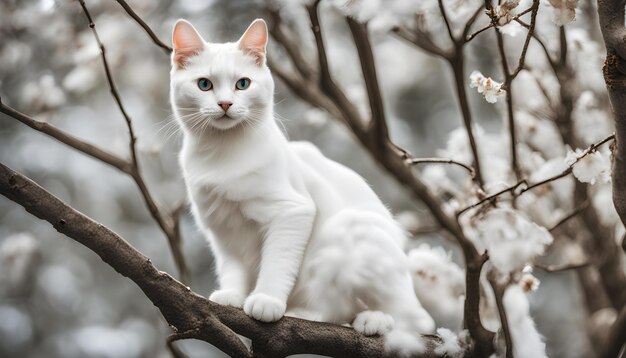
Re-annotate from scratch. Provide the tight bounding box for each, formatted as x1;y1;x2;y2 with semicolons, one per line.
170;19;434;355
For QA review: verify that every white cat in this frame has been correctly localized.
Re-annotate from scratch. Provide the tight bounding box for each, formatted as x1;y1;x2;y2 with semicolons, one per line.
170;18;435;355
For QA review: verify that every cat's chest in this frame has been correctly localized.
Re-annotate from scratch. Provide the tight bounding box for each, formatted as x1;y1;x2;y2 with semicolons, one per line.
189;184;251;231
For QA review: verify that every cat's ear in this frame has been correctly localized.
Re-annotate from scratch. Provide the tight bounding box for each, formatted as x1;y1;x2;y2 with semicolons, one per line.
238;19;268;66
172;20;204;68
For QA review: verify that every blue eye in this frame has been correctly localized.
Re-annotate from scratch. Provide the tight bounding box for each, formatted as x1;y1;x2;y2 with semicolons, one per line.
197;78;212;91
235;77;251;90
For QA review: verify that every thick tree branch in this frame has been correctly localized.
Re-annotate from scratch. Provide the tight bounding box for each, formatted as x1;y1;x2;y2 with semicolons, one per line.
598;0;626;229
0;162;465;358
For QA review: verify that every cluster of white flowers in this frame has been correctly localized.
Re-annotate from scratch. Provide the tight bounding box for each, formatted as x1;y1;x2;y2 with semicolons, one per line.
472;208;554;273
548;0;579;26
565;148;611;185
495;0;523;36
469;71;505;103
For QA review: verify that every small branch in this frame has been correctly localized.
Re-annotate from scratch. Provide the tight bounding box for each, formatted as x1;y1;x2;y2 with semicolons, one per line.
466;23;493;43
407;157;476;179
78;0;189;284
114;0;172;54
0;101;130;172
462;5;486;41
306;0;365;133
534;260;593;273
510;0;540;80
549;202;589;232
267;9;315;80
438;0;456;43
456;180;527;217
457;134;615;216
391;26;451;58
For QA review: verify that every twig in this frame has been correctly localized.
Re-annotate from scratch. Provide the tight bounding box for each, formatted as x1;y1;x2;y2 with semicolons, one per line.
457;134;615;216
438;0;456;43
549;202;589;232
407;157;476;179
457;180;527;217
77;0;189;284
0;101;130;172
534;260;593;273
267;9;315;80
113;0;172;54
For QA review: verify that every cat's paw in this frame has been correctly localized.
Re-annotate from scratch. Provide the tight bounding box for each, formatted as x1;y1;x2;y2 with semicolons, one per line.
209;289;245;308
243;293;286;322
353;310;395;336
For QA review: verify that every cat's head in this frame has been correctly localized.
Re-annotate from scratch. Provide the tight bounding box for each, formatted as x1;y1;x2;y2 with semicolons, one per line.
170;19;273;133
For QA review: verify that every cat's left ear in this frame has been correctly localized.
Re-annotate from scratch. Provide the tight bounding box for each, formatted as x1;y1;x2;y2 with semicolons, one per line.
238;19;268;66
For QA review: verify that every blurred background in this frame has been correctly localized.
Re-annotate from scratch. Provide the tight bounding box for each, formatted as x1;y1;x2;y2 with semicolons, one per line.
0;0;608;357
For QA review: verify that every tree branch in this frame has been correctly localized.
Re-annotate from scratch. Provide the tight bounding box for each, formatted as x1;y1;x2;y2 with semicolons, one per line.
346;17;390;151
0;162;465;358
113;0;172;54
77;0;189;283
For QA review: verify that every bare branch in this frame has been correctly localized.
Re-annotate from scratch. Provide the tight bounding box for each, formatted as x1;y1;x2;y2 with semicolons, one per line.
407;157;476;180
0;162;465;358
0;101;130;172
462;5;486;41
548;202;589;232
438;0;456;43
77;0;189;283
346;18;389;150
267;9;316;80
113;0;172;54
306;0;365;134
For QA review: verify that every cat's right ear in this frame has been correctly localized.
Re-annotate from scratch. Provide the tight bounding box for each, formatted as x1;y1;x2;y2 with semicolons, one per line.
172;20;204;68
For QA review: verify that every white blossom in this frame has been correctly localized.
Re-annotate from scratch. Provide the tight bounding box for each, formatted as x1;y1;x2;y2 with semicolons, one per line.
469;71;505;103
565;149;611;185
473;208;554;273
548;0;579;26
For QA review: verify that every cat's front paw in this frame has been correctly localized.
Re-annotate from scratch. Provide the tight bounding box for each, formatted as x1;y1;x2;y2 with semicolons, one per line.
353;310;394;336
209;289;245;308
243;293;286;322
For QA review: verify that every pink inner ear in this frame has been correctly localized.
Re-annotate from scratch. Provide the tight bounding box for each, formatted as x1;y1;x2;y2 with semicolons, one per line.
172;20;204;67
239;20;268;65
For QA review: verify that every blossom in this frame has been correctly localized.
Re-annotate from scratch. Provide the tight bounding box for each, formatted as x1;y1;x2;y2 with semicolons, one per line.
469;71;505;103
565;149;611;185
548;0;579;26
495;0;520;26
473;208;554;273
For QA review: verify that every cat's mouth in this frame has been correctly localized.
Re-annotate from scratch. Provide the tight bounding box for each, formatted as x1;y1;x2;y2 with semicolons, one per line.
214;114;234;121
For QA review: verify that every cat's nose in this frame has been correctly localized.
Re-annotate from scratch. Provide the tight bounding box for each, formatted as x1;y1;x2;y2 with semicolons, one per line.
218;101;232;111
